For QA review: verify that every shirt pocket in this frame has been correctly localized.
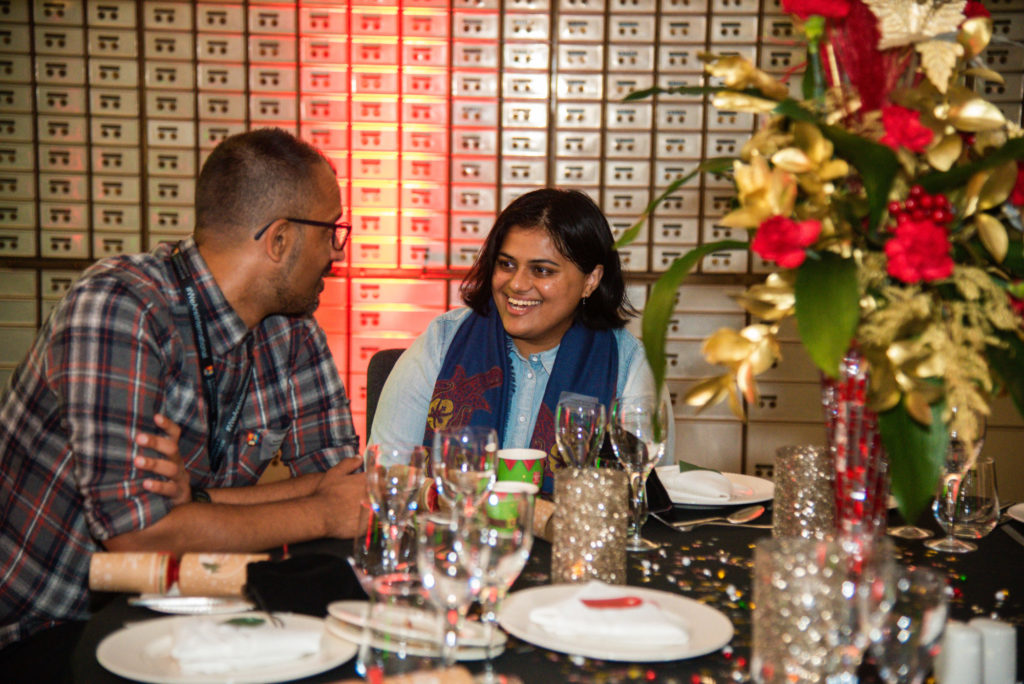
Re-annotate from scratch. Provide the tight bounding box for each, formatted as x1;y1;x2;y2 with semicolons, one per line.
242;427;290;464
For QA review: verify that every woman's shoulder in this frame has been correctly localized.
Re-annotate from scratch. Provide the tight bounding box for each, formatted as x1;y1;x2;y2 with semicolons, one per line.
611;327;643;353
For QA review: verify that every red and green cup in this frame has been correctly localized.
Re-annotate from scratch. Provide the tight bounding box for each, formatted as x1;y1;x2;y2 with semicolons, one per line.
496;448;546;487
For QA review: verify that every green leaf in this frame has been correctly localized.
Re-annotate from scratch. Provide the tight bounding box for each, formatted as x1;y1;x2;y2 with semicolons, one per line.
794;253;860;377
918;136;1024;194
986;329;1024;422
641;240;749;393
878;398;947;525
614;157;737;250
822;125;899;234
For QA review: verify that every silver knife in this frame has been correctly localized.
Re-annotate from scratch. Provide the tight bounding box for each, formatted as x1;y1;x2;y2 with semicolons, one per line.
1000;523;1024;548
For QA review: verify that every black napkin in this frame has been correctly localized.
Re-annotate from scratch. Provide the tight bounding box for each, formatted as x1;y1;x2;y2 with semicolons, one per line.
245;553;366;617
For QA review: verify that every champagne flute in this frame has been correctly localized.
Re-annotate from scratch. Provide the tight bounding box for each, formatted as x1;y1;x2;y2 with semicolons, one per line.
416;511;483;668
365;443;428;575
554;396;606;468
926;409;986;554
432;426;498;515
469;482;535;684
609;394;670;552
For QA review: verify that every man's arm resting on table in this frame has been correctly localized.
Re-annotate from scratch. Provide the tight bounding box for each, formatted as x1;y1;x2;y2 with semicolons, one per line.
103;461;367;556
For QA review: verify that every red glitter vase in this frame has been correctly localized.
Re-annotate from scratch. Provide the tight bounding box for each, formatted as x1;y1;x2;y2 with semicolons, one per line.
820;347;889;537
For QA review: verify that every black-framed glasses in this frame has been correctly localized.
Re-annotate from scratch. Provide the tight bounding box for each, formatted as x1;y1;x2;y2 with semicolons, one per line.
254;217;351;251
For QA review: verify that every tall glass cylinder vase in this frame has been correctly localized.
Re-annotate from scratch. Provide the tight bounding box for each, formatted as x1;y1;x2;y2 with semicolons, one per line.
821;347;889;539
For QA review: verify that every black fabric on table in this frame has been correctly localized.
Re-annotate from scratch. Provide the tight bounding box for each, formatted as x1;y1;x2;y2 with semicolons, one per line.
245;552;366;617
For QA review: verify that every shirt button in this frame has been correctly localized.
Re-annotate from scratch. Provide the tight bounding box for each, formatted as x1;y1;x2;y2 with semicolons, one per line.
530;354;539;362
518;415;526;423
527;372;534;380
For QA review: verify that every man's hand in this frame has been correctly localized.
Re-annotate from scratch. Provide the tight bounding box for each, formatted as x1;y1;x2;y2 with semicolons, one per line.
313;457;368;539
134;413;190;505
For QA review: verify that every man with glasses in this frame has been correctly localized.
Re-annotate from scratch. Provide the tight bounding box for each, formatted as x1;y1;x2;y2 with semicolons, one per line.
0;128;363;677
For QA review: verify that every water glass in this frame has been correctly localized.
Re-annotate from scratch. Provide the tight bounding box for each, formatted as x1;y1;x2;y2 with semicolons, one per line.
609;394;669;552
350;501;415;595
926;409;987;553
554;396;606;468
417;511;482;667
469;482;535;683
864;565;950;684
432;426;498;514
365;443;428;575
356;573;441;680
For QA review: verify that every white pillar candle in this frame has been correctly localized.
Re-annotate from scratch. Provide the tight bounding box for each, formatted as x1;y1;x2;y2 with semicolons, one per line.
935;621;983;684
968;617;1017;684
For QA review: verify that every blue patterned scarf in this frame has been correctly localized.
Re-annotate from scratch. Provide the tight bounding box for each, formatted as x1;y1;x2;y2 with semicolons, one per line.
424;303;618;487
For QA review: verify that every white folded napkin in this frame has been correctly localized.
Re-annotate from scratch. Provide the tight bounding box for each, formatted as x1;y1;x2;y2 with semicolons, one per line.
168;616;322;674
659;468;733;502
528;581;688;646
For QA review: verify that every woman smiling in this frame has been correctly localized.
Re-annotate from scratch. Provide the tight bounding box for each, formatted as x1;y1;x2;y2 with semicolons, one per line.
369;188;672;485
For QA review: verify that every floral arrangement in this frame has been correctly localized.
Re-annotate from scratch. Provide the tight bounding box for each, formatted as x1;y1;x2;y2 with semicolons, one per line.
619;0;1024;521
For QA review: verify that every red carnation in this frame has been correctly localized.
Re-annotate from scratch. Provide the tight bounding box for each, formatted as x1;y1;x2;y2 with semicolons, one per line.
884;220;954;284
879;105;934;153
751;216;821;268
1010;162;1024;207
963;1;990;19
783;0;851;19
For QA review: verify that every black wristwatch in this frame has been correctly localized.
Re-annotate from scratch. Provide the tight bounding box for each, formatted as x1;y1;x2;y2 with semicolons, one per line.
190;486;212;503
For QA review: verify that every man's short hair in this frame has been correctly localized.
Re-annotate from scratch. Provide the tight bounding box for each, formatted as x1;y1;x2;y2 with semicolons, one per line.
195;128;333;241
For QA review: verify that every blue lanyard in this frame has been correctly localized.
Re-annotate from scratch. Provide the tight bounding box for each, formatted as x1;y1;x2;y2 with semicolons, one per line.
170;245;252;473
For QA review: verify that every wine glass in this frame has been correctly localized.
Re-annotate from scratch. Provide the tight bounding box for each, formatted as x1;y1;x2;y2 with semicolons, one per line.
416;510;483;668
950;456;999;541
609;394;670;552
365;443;428;575
469;482;535;684
356;573;441;680
554;396;606;468
432;426;498;515
863;565;950;684
350;501;414;594
926;409;987;554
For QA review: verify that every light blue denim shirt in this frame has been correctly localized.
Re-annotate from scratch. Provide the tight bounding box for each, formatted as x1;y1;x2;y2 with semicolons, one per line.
369;308;675;460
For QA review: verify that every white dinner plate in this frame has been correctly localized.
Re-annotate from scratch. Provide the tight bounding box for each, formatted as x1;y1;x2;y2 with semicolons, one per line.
1007;503;1024;524
497;584;733;662
324;616;505;661
656;467;774;508
129;595;256;615
96;613;356;684
327;600;506;650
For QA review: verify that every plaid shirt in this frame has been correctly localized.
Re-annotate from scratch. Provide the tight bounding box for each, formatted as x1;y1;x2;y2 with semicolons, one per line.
0;238;357;647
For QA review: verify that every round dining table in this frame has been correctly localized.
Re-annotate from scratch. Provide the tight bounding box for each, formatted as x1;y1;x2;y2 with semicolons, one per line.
71;505;1024;683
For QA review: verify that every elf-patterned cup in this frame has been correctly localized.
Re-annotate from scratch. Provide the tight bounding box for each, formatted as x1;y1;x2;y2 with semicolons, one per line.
496;448;546;487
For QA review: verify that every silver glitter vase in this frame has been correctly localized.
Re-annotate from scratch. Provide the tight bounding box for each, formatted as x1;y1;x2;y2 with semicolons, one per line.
550;468;629;584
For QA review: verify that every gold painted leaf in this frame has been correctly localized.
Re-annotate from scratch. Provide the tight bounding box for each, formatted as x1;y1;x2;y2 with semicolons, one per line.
977;160;1018;211
964;67;1004;84
905;391;935;426
958;17;993;59
916;40;963;94
771;148;815;173
975;212;1008;263
864;0;967;49
702;328;755;366
926;133;962;172
712;92;778;113
948;97;1007;132
683;375;731;409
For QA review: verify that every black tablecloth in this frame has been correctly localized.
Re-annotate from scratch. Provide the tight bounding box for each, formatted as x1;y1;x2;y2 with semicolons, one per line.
70;508;1024;683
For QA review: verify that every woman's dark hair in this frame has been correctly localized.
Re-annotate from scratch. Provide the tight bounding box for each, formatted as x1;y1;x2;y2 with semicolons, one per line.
461;188;635;329
194;127;333;243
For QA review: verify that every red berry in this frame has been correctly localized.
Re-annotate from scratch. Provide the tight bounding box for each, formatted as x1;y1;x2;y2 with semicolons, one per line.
904;198;917;211
888;201;902;214
920;194;934;209
932;209;947;223
909;185;925;197
912;208;928;221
